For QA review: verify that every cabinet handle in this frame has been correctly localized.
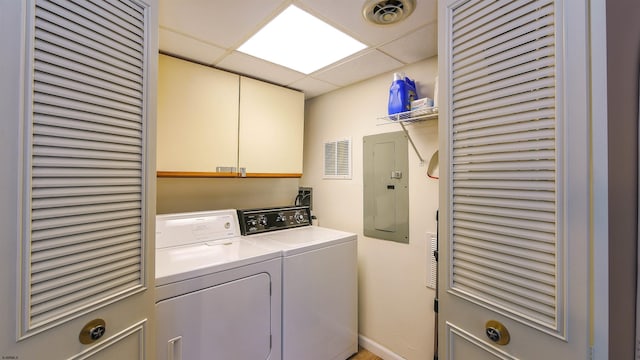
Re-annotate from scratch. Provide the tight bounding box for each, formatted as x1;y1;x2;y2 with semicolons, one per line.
215;166;237;173
168;336;182;360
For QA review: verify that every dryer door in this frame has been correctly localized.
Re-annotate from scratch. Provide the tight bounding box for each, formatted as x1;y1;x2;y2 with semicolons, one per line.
156;273;273;360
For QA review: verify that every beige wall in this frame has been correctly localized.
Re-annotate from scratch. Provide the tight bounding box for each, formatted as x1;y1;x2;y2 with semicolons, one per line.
302;57;438;360
606;0;640;358
156;178;300;214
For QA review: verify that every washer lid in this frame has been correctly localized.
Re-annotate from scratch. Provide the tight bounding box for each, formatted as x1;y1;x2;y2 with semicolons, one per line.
245;226;357;256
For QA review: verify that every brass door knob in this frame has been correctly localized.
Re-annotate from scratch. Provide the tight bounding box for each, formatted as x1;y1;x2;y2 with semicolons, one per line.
485;320;510;345
79;319;106;344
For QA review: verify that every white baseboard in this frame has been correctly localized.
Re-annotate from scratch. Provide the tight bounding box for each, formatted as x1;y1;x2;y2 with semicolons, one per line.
358;334;406;360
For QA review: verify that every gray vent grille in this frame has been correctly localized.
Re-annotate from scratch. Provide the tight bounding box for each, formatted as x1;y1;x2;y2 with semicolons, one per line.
362;0;416;25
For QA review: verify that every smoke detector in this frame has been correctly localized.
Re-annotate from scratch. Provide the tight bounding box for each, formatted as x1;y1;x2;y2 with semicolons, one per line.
362;0;416;25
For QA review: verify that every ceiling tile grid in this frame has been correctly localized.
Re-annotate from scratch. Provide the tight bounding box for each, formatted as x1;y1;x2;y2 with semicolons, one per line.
159;0;437;98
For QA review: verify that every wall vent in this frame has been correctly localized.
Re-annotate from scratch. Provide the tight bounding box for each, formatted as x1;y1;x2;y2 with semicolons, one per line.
323;138;351;179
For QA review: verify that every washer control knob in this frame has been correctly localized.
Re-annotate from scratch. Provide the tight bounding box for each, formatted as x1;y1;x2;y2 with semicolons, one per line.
294;212;305;223
258;215;268;226
276;213;286;223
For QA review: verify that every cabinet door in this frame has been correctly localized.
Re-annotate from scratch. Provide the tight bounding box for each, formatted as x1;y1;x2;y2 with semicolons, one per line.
157;54;239;172
239;76;304;175
0;0;157;358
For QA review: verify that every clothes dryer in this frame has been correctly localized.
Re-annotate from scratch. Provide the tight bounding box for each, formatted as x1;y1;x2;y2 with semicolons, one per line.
155;209;282;360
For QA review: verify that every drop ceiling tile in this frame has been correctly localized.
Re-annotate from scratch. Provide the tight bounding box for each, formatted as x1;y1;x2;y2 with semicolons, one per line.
159;0;286;49
297;0;437;47
313;50;403;87
288;77;339;99
159;28;227;65
216;51;307;86
379;23;437;64
157;0;438;96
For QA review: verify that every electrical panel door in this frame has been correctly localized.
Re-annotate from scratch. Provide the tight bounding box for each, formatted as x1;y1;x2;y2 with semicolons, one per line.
363;131;409;243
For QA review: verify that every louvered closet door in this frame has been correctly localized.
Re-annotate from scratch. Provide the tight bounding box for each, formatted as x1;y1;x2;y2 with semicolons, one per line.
438;0;590;359
0;0;157;357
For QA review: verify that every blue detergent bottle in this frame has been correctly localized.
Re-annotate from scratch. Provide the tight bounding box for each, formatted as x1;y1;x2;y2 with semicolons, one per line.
388;72;409;116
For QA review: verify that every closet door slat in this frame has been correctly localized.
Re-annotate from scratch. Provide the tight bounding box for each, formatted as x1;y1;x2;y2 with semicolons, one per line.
21;0;149;334
447;0;562;332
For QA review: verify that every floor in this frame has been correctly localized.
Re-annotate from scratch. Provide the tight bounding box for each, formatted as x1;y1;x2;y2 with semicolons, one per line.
348;347;383;360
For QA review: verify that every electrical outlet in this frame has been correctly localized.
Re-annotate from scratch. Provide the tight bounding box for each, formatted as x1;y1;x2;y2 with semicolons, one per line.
426;232;437;289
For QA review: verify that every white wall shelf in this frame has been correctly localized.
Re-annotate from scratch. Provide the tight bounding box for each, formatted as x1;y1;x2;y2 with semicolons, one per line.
377;107;438;165
377;107;439;124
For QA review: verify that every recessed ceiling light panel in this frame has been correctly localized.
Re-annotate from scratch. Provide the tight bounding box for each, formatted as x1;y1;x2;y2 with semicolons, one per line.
237;5;367;74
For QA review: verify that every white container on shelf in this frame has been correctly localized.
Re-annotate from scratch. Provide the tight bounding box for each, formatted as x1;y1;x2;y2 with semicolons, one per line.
411;97;434;111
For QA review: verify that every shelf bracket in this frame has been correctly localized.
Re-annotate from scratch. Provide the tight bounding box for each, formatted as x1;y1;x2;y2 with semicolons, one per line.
399;121;425;165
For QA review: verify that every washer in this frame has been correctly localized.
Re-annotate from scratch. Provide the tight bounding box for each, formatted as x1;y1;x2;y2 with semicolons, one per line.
155;209;282;360
238;206;358;360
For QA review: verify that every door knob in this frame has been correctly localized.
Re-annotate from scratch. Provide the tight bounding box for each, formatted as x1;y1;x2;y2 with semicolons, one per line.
79;319;107;344
485;320;510;345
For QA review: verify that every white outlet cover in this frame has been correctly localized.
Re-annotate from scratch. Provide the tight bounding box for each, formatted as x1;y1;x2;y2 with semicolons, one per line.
427;232;437;289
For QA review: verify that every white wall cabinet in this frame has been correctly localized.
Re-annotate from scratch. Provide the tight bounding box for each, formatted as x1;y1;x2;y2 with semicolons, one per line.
157;54;239;174
239;76;305;176
157;56;305;178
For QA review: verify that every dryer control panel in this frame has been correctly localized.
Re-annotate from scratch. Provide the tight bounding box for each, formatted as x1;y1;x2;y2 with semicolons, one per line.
237;206;311;235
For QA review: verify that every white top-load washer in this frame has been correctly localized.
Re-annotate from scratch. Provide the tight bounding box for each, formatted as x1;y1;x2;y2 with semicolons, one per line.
238;206;358;360
155;209;282;360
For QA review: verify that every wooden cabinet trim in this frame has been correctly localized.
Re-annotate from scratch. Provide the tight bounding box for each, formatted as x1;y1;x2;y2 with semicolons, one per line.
157;171;302;178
